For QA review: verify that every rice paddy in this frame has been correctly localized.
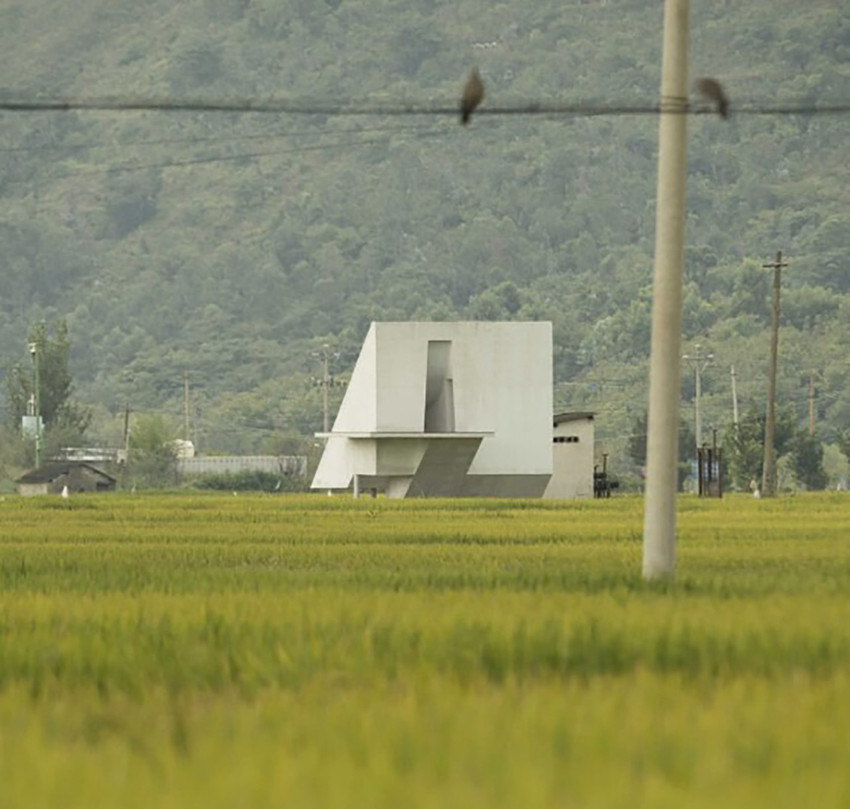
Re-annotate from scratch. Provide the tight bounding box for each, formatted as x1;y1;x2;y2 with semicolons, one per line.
1;492;848;807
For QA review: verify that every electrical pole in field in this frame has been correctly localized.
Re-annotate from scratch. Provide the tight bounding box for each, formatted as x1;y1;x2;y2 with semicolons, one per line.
29;341;42;468
761;251;787;497
183;371;191;441
730;365;739;429
321;345;331;433
682;343;714;449
121;404;131;487
808;372;816;437
642;0;689;580
122;404;131;460
315;344;341;434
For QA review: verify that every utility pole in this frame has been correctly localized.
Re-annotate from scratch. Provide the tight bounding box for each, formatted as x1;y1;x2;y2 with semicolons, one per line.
730;365;739;429
121;404;131;487
642;0;689;581
29;341;42;468
682;343;714;449
321;346;330;434
183;371;191;441
761;251;787;497
316;344;342;434
808;372;816;438
122;404;131;461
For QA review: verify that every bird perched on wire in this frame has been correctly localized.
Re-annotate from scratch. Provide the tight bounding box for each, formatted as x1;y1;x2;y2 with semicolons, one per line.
695;77;729;120
460;68;485;125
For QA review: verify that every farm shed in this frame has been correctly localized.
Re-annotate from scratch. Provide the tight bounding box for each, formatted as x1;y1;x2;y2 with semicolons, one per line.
543;412;595;499
16;462;117;496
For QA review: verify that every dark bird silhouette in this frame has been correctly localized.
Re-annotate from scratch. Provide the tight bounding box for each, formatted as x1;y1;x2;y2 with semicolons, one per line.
460;68;485;125
695;77;729;120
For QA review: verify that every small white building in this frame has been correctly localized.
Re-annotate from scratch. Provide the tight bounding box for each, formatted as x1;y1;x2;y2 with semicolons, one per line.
312;321;553;498
543;412;595;499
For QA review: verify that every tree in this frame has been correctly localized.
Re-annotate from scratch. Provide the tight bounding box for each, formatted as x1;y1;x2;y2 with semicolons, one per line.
128;414;178;489
627;412;696;490
4;321;90;440
835;426;850;458
726;402;799;491
789;433;828;490
0;425;30;491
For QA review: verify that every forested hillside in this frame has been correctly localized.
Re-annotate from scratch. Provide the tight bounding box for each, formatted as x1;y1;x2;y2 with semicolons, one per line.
1;0;849;485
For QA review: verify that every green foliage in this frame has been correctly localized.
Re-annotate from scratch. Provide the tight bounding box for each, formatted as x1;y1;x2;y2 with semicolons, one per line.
789;432;828;490
0;425;30;490
626;411;696;490
0;0;848;468
3;320;90;441
99;169;162;240
128;414;177;488
192;469;308;492
726;402;805;491
838;430;850;466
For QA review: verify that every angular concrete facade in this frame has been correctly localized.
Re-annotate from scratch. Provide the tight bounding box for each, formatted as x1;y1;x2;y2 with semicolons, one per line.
312;322;553;498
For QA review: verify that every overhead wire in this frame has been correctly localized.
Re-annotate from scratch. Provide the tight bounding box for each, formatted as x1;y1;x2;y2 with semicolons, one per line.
1;95;849;117
0;121;450;154
54;129;449;176
0;126;451;189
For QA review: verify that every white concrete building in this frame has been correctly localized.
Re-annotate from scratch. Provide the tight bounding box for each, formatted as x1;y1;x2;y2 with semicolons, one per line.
312;321;553;498
543;412;595;499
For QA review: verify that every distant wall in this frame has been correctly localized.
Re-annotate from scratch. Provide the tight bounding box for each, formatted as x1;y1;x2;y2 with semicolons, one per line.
178;456;307;477
17;483;49;497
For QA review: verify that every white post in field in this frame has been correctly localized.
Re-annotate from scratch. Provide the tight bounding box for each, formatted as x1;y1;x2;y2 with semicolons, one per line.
642;0;689;580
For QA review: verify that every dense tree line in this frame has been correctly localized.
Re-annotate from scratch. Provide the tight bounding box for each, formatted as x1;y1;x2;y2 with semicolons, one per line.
1;0;848;488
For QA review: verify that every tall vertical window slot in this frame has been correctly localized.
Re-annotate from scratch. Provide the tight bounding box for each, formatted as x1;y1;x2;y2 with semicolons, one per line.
424;341;454;432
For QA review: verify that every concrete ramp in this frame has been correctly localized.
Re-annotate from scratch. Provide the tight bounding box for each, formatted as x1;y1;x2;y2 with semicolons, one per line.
407;437;483;498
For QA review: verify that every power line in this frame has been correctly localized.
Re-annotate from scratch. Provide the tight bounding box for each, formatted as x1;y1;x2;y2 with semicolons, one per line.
0;121;446;154
2;96;849;117
0;129;449;181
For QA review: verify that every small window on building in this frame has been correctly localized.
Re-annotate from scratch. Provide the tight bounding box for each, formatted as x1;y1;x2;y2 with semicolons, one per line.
553;435;579;444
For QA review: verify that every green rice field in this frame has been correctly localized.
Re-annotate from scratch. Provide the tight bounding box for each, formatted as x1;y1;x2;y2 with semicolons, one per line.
1;492;849;808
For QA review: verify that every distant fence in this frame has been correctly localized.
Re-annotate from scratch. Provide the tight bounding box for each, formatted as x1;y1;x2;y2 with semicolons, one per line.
177;456;308;477
52;447;126;464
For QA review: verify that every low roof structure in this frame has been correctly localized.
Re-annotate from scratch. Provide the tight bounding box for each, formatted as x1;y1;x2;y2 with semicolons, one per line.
553;411;595;425
17;462;117;495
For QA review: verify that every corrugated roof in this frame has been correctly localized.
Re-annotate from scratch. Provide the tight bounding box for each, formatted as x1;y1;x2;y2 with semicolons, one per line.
17;462;116;484
553;411;595;425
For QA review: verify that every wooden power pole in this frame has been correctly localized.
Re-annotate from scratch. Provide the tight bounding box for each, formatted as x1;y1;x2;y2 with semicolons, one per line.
321;345;331;434
730;365;739;429
761;251;787;497
808;372;816;437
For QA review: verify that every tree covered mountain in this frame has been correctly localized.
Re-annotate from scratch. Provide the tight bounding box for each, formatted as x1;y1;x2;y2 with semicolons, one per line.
1;0;848;485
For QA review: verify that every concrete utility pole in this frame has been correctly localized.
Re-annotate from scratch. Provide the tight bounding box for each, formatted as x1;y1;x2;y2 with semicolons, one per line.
682;343;714;449
730;365;739;429
642;0;689;580
121;404;131;486
761;251;787;497
122;405;131;460
183;371;191;441
29;341;42;468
